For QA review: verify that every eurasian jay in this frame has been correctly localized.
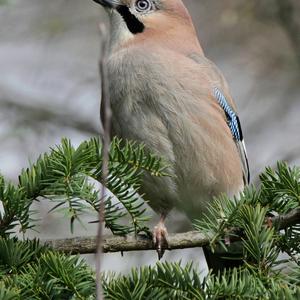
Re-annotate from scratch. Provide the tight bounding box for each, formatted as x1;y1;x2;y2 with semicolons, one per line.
92;0;250;261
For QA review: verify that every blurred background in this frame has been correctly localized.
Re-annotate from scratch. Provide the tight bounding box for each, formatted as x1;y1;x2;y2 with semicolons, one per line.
0;0;299;274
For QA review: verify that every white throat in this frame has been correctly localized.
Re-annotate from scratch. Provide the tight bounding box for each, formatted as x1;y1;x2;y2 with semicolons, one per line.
108;10;134;52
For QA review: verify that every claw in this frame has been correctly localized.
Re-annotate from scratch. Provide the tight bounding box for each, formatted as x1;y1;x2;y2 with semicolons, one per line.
153;216;169;260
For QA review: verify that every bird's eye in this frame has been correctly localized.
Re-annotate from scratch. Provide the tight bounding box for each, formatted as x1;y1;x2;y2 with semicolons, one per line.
135;0;153;13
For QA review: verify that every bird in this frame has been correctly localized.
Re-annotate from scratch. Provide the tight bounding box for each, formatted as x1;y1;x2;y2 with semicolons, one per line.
92;0;250;264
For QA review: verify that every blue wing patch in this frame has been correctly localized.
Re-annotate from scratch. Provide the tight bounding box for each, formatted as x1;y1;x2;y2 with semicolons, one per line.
213;87;250;184
213;87;243;141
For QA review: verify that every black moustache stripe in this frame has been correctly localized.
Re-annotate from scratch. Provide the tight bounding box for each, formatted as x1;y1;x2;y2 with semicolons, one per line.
117;6;145;34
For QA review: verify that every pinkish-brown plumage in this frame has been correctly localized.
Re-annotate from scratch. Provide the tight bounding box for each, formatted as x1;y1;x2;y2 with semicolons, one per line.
94;0;249;258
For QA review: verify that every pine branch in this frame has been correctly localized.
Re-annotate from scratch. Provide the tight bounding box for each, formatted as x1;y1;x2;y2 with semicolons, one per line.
42;207;300;254
0;137;168;238
1;238;299;299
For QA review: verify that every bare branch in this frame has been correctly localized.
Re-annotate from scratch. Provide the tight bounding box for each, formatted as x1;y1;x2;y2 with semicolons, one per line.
0;97;100;135
43;231;210;254
42;208;300;254
273;208;300;229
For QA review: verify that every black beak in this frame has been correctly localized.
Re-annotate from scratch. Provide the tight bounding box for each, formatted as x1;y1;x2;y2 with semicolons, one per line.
92;0;120;8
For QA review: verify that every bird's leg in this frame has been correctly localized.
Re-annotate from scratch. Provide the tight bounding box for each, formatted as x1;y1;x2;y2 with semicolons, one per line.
153;214;169;260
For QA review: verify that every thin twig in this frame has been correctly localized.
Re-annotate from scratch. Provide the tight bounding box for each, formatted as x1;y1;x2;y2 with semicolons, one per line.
43;208;300;254
95;24;111;300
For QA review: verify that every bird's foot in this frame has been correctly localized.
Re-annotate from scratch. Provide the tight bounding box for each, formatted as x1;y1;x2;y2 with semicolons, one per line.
153;221;169;260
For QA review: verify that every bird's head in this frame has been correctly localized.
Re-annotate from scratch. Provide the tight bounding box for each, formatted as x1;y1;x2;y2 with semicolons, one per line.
93;0;202;53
